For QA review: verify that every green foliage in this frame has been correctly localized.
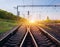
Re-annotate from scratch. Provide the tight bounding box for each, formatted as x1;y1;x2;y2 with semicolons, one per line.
0;9;27;34
0;9;21;20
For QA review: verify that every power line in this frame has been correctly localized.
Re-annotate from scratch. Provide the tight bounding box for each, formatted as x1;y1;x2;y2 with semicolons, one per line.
18;5;60;7
48;0;56;5
14;5;60;16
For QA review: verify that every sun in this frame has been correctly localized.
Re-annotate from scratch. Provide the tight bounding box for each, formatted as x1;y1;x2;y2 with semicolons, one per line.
29;20;35;23
28;19;36;24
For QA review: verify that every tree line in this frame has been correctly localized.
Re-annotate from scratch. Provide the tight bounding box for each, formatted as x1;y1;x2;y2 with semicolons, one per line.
0;9;21;20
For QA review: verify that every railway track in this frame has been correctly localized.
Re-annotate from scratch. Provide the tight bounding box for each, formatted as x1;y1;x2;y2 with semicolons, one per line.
0;25;60;47
41;24;60;41
0;25;27;47
30;25;60;47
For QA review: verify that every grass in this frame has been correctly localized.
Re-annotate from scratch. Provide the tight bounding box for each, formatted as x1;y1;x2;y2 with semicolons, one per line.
0;19;17;34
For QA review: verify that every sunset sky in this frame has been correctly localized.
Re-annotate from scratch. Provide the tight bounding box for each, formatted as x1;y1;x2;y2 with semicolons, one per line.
0;0;60;20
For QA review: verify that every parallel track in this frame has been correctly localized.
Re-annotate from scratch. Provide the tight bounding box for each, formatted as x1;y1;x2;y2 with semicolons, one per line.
0;25;60;47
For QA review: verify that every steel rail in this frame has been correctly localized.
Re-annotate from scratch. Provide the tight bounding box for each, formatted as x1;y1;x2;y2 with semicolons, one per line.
37;26;60;46
19;28;28;47
0;25;20;41
19;26;38;47
28;27;38;47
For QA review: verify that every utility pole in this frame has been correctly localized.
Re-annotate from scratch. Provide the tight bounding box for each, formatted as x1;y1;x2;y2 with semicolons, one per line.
17;6;19;16
27;11;29;20
14;6;20;24
14;6;19;16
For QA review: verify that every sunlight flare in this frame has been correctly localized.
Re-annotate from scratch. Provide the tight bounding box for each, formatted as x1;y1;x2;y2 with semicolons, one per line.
29;20;35;23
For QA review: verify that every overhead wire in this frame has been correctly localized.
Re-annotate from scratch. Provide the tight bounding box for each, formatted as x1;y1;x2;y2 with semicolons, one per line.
48;0;58;20
46;0;56;19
